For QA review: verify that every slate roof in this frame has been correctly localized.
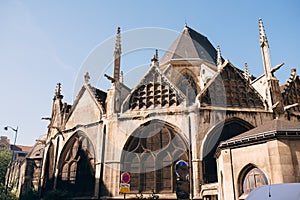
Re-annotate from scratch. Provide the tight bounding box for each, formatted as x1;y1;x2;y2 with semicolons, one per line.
219;119;300;148
72;84;107;112
198;60;265;109
280;82;288;93
233;119;300;139
89;85;107;110
160;25;218;65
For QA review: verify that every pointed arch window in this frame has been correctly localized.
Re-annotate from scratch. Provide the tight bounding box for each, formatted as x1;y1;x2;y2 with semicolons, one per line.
242;168;268;194
43;143;55;192
56;133;95;197
176;71;197;104
121;121;188;193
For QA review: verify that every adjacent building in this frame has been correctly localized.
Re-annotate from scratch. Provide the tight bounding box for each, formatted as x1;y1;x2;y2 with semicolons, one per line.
1;135;34;197
0;136;32;161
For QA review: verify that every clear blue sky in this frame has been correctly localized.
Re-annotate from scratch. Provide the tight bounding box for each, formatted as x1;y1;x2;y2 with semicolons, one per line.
0;0;299;146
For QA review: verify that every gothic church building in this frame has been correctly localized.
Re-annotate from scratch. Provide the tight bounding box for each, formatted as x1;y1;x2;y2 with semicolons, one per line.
28;19;300;199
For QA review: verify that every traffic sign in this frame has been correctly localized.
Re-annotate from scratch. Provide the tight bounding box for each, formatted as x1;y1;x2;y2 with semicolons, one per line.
121;172;131;183
175;160;190;199
175;160;189;178
120;183;130;193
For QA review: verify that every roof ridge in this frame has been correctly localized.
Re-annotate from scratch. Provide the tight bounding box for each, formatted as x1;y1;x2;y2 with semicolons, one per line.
185;26;202;60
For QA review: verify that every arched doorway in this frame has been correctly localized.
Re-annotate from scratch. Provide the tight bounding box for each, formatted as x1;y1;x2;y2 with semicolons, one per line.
121;120;189;193
56;132;95;197
202;118;254;183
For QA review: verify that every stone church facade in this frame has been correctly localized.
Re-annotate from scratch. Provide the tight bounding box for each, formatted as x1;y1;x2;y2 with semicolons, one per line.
13;19;300;199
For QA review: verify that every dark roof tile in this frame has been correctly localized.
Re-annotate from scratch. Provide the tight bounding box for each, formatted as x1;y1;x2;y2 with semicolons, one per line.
228;119;300;141
160;25;218;65
90;86;107;110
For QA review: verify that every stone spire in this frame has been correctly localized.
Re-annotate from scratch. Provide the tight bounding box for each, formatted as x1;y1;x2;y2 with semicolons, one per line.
259;18;272;80
258;19;284;115
217;45;223;72
54;83;63;100
244;63;251;81
259;19;269;48
50;83;65;135
113;27;121;82
151;49;159;66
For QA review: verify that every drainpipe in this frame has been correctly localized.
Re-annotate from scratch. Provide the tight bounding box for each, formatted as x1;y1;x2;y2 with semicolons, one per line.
188;116;193;199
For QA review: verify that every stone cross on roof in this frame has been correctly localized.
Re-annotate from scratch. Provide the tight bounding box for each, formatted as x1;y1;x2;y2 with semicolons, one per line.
84;72;90;84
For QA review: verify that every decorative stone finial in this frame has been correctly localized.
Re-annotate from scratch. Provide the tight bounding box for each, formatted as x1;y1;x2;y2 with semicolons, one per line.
259;18;269;48
55;83;61;96
115;27;121;51
289;68;297;82
217;45;223;72
151;49;159;63
284;68;298;94
84;72;90;84
244;63;251;81
54;83;63;99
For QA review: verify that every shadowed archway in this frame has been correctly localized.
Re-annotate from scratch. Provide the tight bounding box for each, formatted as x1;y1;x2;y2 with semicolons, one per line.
56;132;95;197
43;142;55;193
202;117;254;183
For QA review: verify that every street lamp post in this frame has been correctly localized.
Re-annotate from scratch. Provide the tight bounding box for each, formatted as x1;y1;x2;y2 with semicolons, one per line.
4;126;18;195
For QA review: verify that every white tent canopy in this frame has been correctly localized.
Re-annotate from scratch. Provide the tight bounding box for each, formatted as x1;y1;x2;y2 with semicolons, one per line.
246;183;300;200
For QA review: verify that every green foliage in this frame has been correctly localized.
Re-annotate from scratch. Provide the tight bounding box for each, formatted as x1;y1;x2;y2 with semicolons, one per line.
20;188;39;200
43;189;69;200
0;150;17;200
0;149;12;184
0;183;18;200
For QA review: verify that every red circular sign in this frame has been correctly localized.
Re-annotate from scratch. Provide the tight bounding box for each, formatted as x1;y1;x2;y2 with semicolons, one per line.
121;172;130;183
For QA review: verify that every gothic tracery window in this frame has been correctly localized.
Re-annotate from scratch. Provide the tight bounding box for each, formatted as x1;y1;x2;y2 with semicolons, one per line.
176;72;197;104
121;121;188;193
57;133;95;197
242;168;268;194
